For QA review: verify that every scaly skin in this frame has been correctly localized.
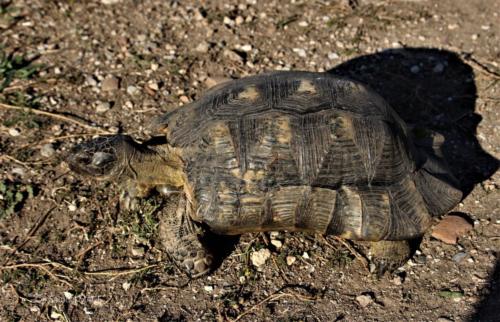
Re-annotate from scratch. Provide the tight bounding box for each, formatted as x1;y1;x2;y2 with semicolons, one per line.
67;135;214;277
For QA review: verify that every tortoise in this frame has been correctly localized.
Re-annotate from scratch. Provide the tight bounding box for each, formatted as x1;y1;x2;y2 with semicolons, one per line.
67;71;462;277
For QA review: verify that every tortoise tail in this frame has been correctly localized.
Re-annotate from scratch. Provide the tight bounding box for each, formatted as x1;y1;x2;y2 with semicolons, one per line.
413;154;463;216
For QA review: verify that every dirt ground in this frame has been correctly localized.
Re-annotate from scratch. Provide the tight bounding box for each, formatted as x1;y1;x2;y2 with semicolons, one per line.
0;0;499;321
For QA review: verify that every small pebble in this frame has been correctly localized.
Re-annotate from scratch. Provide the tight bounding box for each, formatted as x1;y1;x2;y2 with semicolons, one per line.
179;95;190;103
68;203;77;212
95;101;111;113
270;239;282;249
251;248;271;267
286;256;296;266
410;65;420;74
85;75;98;87
302;252;310;259
92;298;106;308
235;16;244;25
452;252;467;263
328;52;339;60
356;294;373;308
11;167;25;177
50;311;63;319
127;85;140;96
223;49;243;63
101;75;120;91
436;317;454;322
195;41;210;53
122;282;131;291
131;246;145;257
240;44;252;52
63;291;74;300
293;48;307;58
204;285;214;293
8;128;20;137
147;82;159;91
392;276;403;285
40;143;55;158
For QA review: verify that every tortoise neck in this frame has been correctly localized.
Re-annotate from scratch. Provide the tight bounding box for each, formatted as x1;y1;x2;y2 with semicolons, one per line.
123;142;187;190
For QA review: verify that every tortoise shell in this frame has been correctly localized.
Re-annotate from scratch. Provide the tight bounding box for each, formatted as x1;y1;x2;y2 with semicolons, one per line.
153;71;462;241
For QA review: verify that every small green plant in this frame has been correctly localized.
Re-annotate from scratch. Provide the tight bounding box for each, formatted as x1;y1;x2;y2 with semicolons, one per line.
0;180;34;219
118;197;161;240
0;49;41;92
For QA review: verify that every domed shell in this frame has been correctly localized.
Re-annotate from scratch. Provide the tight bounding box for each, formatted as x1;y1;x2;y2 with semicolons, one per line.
153;71;462;241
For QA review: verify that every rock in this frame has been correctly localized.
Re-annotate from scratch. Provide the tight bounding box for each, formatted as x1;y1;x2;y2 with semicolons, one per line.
127;85;140;96
302;251;310;259
223;49;243;63
431;215;473;244
240;44;252;52
122;282;131;291
286;256;296;266
63;291;74;300
204;285;213;292
235;16;244;25
328;52;339;60
95;101;111;113
131;246;145;257
8;128;20;137
452;252;467;263
40;143;55;158
68;203;77;212
356;294;373;308
270;239;282;249
101;75;120;91
195;41;210;53
179;95;190;104
101;0;121;4
85;75;98;87
147;81;159;91
251;248;271;267
293;48;307;58
436;317;454;322
410;65;420;74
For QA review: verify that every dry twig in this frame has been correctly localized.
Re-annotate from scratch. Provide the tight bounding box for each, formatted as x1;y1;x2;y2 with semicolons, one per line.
0;102;112;134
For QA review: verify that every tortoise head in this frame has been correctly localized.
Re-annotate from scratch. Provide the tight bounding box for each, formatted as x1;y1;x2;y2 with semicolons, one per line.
67;135;137;180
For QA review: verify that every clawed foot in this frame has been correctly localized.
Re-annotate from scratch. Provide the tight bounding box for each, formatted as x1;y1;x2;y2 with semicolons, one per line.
169;236;213;277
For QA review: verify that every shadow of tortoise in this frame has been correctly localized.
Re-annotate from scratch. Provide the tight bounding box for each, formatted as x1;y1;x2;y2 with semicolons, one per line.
326;47;498;322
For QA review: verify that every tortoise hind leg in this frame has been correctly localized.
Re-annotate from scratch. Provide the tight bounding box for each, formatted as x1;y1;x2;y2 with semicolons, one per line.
358;240;414;276
158;193;213;277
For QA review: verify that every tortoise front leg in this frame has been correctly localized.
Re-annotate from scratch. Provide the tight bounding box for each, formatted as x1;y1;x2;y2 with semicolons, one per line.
158;193;213;277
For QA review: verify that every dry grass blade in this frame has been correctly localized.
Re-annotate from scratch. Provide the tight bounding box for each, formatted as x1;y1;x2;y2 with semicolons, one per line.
0;102;112;134
232;293;288;322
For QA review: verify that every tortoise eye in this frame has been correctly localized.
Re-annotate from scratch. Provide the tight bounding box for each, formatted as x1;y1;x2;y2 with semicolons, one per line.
92;152;116;166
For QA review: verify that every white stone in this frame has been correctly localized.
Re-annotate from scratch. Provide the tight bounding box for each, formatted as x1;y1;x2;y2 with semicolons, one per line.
204;285;214;292
356;294;373;308
286;256;296;266
251;248;271;267
270;239;282;249
127;85;140;96
122;282;131;291
8;128;20;137
41;143;55;158
95;101;111;113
